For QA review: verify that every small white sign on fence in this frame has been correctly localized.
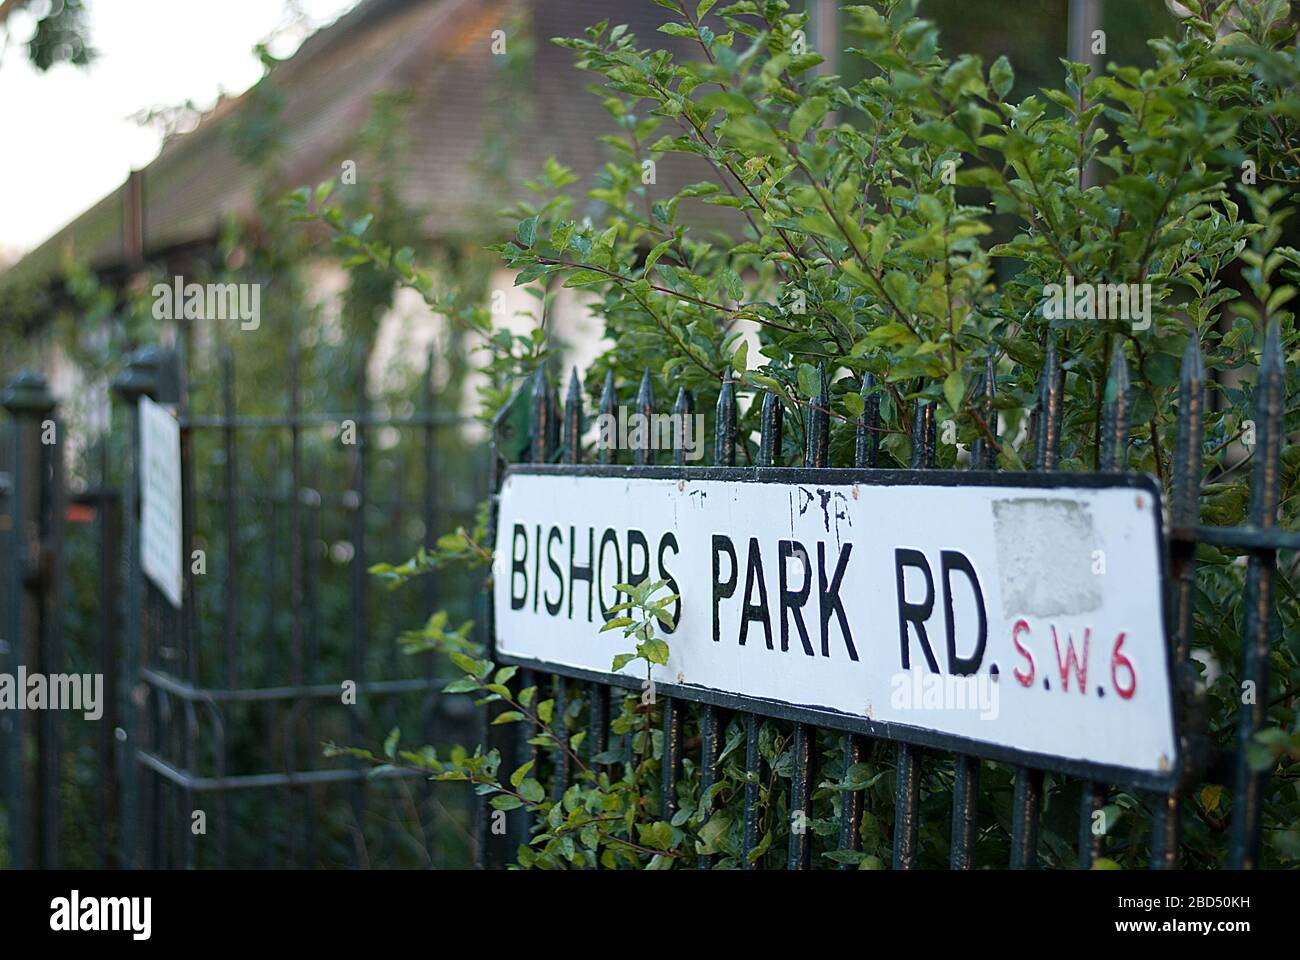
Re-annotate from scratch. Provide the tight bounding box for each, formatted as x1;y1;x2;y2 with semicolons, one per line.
493;467;1179;785
140;396;183;609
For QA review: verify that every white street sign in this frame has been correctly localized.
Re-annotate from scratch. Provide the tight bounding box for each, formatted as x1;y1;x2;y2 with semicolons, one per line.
139;396;183;609
493;467;1178;784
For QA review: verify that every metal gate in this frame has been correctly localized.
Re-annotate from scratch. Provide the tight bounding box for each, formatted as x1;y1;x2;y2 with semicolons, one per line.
1;339;487;868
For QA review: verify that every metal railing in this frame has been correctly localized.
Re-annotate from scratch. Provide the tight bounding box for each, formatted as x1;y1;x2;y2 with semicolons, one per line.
480;320;1295;869
1;340;487;869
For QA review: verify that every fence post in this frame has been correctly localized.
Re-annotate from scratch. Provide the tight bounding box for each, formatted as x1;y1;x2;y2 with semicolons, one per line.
1009;334;1063;869
893;396;935;870
789;367;829;871
838;373;880;869
1078;343;1130;869
1229;320;1286;868
1;371;60;868
479;375;533;868
1150;334;1206;868
111;345;163;869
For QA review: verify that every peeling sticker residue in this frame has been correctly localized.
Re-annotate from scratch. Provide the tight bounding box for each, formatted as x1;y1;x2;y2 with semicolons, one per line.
993;497;1100;618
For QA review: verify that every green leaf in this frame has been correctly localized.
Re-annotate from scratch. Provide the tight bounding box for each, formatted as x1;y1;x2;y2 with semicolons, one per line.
990;55;1014;98
510;760;535;788
697;812;731;854
882;271;918;312
695;91;755;117
516;216;538;248
637;820;675;850
823;849;866;865
732;338;749;373
789;96;828;140
797;363;821;399
943;369;965;414
495;665;518;685
383;727;399;759
349;213;373;237
638;636;670;666
869;219;892;269
449;652;481;676
721;114;782;154
563;269;610;287
518;778;546;804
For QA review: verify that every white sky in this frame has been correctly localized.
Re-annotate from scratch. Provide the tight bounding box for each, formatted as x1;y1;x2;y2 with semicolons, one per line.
0;0;362;261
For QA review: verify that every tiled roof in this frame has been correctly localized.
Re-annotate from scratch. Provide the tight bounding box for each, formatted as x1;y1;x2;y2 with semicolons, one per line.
8;0;733;285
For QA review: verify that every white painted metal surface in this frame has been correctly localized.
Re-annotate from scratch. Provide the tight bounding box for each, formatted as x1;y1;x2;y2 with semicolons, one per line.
493;469;1176;778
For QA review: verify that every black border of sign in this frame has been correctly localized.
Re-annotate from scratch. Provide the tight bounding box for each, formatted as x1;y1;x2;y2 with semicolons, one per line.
491;464;1180;792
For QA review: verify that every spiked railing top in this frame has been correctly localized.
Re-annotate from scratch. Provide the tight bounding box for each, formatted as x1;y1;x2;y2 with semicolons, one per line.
529;367;555;465
673;387;695;468
910;398;935;469
969;353;997;472
805;363;829;469
1035;332;1063;472
756;388;780;468
715;371;736;467
1170;331;1206;527
634;369;654;467
563;367;583;465
854;373;880;469
598;369;616;466
1100;341;1132;474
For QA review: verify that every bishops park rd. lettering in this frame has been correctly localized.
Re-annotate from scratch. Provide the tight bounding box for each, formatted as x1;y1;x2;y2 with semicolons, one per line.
492;468;1178;784
509;522;1133;698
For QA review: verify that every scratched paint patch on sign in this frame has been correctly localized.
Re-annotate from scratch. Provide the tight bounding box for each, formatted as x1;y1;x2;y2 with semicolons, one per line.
492;466;1177;783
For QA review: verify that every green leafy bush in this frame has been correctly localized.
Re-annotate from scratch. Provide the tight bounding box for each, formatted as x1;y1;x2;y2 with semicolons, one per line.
308;0;1300;868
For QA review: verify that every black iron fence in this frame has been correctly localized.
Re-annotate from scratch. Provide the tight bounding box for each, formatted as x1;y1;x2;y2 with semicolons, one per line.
479;322;1295;869
2;320;1294;869
1;341;487;868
